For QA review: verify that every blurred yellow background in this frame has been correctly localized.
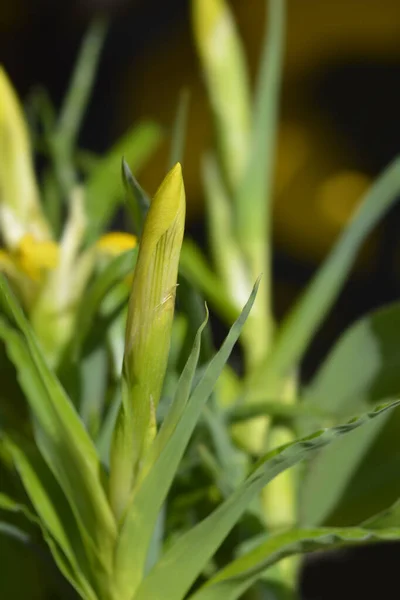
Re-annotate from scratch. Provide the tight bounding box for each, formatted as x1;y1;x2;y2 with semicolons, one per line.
1;0;400;270
118;0;400;265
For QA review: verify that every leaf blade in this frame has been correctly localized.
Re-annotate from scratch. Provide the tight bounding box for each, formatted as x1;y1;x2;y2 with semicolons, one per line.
134;399;400;600
113;281;259;599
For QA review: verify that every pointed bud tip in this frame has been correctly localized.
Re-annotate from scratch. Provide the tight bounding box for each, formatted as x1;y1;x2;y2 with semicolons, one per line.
171;161;182;176
160;161;185;199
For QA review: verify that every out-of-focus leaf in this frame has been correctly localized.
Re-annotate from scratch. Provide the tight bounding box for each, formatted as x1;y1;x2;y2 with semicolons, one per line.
57;17;108;152
179;239;238;323
251;156;400;399
0;67;51;248
121;159;149;236
113;281;259;600
72;248;137;356
0;278;116;576
227;401;335;427
79;345;108;438
169;89;190;168
202;154;250;310
135;399;400;600
85;121;162;241
235;0;286;354
0;521;31;545
4;437;96;599
188;523;400;600
192;0;251;190
0;491;38;524
362;498;400;529
300;302;400;526
235;0;285;240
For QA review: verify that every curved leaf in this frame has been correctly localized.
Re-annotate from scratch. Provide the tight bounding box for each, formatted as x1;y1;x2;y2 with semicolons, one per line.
301;302;400;526
251;156;400;398
113;281;259;600
0;278;116;574
189;524;400;600
3;438;96;599
169;89;190;168
72;248;137;356
134;399;400;600
85;121;162;242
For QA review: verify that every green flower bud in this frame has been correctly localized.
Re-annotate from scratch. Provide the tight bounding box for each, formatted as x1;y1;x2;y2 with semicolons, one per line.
110;163;185;518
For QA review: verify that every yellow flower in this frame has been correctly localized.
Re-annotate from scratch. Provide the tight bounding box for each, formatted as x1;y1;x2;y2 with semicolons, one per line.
15;233;60;281
96;232;138;257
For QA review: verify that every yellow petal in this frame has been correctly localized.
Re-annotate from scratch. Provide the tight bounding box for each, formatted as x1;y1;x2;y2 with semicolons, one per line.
15;233;59;281
96;232;138;256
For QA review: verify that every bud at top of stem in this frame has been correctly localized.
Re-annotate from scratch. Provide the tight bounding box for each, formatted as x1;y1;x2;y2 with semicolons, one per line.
110;163;185;518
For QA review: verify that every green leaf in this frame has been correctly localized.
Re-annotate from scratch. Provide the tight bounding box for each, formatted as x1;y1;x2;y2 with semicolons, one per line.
192;0;251;190
72;248;137;356
300;302;400;526
251;156;400;398
0;521;31;545
0;491;39;525
85;121;163;242
188;523;400;600
4;437;97;599
79;345;108;438
227;401;335;427
135;399;400;600
236;0;285;231
202;153;250;311
57;17;108;152
122;158;149;236
144;311;209;472
234;0;286;348
169;89;190;168
0;278;116;573
113;281;259;599
362;498;400;529
179;239;238;324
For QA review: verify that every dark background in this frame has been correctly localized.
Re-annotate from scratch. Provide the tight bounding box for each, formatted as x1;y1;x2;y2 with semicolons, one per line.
2;0;400;597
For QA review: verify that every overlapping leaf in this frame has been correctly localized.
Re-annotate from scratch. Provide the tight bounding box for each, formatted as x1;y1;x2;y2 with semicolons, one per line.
0;276;116;578
134;399;400;600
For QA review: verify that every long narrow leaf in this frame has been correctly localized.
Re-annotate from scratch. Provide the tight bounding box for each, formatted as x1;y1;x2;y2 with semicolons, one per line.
72;248;137;356
85;121;162;242
234;0;286;345
188;524;400;600
3;438;96;599
142;310;209;473
301;301;400;526
179;240;238;323
134;399;400;600
0;281;116;571
113;281;259;599
169;89;190;168
251;156;400;398
122;159;149;236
